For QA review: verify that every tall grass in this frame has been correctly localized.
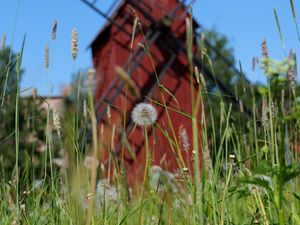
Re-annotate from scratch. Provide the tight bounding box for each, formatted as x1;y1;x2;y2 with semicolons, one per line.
2;3;300;225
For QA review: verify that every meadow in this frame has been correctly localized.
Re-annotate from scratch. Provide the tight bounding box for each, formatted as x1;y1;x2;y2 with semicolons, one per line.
1;2;300;225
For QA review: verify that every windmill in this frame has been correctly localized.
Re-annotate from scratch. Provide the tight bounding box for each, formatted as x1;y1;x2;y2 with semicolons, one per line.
80;0;248;185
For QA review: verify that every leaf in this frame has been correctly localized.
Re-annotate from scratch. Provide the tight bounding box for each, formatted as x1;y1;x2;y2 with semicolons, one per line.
289;0;300;43
292;192;300;201
273;8;286;52
279;163;300;185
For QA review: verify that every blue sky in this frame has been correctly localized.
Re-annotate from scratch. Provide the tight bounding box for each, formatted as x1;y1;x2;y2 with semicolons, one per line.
0;0;299;96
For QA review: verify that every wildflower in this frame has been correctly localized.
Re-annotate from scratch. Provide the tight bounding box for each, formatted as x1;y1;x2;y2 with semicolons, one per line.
45;44;49;69
131;103;158;126
84;156;99;170
71;28;78;60
52;19;57;40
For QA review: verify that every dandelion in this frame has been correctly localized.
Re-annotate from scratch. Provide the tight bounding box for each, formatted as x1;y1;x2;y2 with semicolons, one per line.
52;19;57;40
45;44;49;69
150;165;177;193
131;103;158;126
71;28;78;60
96;179;119;204
84;156;99;170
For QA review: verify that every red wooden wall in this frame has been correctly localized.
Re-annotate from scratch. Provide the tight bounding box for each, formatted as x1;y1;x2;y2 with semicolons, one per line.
91;0;202;186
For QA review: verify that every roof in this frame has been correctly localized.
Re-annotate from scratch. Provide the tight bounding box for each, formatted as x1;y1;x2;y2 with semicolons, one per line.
90;0;200;53
90;0;126;50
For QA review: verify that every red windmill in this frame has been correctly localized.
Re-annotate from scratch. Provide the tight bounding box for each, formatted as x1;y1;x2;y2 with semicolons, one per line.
81;0;244;186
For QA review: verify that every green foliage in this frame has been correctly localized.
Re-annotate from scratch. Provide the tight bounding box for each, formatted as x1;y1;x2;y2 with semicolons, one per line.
0;47;48;179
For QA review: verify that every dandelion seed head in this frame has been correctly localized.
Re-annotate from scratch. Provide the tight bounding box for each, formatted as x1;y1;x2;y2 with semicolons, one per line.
131;103;157;126
84;156;99;170
96;179;119;204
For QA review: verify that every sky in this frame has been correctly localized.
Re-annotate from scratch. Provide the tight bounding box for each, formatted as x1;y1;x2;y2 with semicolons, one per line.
0;0;299;96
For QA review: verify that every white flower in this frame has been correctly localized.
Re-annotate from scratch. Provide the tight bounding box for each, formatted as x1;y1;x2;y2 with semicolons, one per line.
131;103;158;126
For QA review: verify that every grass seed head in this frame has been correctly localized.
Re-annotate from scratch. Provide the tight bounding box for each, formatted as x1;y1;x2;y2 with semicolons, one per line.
45;44;49;69
52;19;57;40
178;125;190;152
261;38;268;59
71;28;78;60
1;33;6;50
52;109;61;136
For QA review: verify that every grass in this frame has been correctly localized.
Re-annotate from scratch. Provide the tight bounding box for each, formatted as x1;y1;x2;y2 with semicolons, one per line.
1;2;300;225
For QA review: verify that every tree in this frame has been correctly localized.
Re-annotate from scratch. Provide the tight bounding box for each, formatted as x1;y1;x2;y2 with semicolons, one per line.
0;47;48;180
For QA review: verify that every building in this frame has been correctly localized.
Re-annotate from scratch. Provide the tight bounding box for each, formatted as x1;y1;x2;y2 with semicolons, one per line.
90;0;202;185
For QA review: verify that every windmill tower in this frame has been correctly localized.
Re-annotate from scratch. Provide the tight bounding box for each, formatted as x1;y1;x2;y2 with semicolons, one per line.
81;0;245;185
